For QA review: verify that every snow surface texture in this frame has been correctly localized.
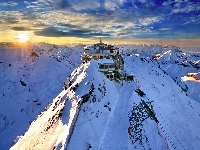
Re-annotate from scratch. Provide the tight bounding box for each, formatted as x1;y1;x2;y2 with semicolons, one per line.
0;43;200;150
0;43;83;149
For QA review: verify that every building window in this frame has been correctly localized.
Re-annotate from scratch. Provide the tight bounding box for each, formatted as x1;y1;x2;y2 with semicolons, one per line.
105;65;108;69
99;65;104;69
109;64;115;68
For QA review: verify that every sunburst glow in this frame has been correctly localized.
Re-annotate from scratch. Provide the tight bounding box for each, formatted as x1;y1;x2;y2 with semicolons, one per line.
18;33;29;43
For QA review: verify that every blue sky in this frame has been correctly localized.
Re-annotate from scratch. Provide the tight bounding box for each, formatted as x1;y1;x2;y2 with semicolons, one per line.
0;0;200;45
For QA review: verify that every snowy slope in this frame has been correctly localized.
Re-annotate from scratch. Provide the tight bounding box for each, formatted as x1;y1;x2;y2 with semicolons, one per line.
1;43;200;150
0;43;83;149
155;49;200;102
67;52;200;150
124;54;200;149
119;45;200;102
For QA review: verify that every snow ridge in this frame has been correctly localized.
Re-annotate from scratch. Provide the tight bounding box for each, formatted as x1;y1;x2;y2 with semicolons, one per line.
0;43;200;150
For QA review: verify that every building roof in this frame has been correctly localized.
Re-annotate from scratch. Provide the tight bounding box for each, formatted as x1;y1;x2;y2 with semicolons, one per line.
84;38;117;54
98;58;114;64
85;46;99;54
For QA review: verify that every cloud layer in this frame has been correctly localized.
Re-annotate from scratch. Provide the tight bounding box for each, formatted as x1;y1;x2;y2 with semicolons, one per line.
0;0;200;41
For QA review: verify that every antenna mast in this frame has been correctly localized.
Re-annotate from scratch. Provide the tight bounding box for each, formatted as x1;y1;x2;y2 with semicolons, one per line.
100;37;102;43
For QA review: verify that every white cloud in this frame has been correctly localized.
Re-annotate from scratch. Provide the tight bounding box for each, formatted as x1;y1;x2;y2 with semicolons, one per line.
184;15;200;25
139;0;147;4
159;28;171;31
0;2;18;7
71;0;100;11
118;0;125;5
104;0;126;10
139;17;161;26
104;0;116;10
171;1;200;14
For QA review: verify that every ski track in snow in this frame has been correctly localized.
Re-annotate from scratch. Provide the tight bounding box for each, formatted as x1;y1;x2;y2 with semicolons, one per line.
104;85;134;150
98;84;134;150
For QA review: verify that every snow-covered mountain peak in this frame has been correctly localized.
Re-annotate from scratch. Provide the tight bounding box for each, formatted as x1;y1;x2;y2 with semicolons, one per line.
0;43;200;150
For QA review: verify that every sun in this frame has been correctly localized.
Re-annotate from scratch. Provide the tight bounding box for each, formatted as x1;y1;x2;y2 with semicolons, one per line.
18;33;29;43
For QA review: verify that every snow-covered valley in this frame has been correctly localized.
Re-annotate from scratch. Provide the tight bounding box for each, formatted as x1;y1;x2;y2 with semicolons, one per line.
0;43;200;150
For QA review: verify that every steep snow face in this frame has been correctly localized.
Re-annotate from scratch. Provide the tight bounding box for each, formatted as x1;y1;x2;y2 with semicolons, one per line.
119;45;200;102
0;43;83;149
124;54;200;149
10;61;90;150
155;49;200;102
68;53;200;149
